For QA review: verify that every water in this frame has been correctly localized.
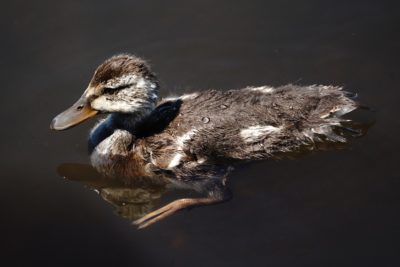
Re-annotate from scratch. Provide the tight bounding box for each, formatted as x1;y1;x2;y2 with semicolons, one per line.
2;0;400;266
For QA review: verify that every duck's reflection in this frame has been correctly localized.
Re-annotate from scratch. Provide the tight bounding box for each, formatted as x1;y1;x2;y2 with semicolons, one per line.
57;163;167;221
58;162;232;229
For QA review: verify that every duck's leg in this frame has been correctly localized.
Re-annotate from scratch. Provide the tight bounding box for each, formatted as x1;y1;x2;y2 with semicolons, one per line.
132;180;231;229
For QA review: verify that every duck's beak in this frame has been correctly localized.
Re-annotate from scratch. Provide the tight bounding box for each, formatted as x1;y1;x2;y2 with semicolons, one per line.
50;94;98;130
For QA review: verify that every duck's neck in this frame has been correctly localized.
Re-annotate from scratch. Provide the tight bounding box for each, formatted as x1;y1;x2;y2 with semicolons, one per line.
88;109;154;154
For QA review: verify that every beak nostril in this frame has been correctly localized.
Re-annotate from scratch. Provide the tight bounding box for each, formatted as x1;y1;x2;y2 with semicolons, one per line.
77;105;84;110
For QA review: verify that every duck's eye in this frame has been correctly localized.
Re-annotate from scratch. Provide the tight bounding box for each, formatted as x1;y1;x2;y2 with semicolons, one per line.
76;105;84;110
103;84;132;95
103;87;117;95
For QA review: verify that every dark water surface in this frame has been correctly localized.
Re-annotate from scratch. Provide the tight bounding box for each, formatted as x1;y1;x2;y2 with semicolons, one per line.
2;1;400;266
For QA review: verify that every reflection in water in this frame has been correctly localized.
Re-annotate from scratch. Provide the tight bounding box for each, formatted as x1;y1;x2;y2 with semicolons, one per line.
57;162;231;228
58;164;233;230
58;163;167;221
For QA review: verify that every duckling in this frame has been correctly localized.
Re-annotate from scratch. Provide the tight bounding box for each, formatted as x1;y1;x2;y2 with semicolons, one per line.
51;54;365;228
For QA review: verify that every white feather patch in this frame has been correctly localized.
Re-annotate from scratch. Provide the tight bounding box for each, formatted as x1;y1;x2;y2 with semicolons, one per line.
180;92;199;100
167;129;198;169
248;86;275;93
163;92;199;102
240;125;281;143
136;77;157;92
91;96;148;113
176;129;198;149
167;153;183;169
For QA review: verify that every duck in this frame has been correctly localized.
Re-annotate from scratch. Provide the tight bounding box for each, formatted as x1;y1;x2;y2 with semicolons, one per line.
51;54;365;228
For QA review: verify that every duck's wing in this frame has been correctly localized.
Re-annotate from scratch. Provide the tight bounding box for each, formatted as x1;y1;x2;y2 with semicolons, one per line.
174;85;365;162
134;99;182;138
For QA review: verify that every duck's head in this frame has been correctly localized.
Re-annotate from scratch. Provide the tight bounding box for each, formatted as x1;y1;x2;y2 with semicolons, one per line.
50;54;159;130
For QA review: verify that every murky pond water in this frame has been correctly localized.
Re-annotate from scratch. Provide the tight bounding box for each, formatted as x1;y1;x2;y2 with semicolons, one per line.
2;0;400;266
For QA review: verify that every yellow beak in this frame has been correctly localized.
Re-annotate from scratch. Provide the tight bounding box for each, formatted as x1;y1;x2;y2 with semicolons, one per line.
50;95;98;130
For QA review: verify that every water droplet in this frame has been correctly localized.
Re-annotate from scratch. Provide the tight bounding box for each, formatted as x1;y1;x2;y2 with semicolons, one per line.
202;117;210;123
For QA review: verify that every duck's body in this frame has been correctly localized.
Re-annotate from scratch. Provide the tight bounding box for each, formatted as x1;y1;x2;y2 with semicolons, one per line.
51;54;363;228
89;85;357;182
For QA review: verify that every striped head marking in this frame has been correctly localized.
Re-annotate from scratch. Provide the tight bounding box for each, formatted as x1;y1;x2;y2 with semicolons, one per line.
51;54;159;130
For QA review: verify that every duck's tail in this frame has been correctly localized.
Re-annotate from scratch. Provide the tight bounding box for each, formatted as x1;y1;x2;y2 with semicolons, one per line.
299;85;370;147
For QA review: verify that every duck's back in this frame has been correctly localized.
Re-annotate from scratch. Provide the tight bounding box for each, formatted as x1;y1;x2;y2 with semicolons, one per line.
143;84;360;169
